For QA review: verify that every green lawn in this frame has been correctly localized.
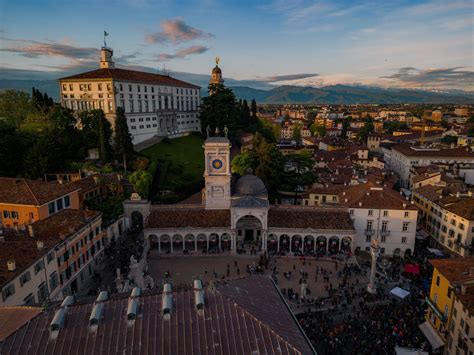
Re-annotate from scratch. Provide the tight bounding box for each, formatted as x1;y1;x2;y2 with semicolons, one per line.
141;135;205;193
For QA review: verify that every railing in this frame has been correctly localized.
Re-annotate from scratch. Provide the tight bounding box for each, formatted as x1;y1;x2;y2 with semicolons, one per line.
425;297;447;322
380;230;391;237
365;229;375;236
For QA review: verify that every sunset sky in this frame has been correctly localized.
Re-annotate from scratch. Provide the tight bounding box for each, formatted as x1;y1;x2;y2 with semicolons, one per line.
0;0;472;90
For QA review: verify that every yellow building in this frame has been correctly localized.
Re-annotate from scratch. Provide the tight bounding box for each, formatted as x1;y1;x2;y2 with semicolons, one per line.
423;258;474;353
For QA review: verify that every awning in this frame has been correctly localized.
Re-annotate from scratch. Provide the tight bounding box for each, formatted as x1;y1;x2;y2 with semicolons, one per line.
416;230;430;240
419;321;445;350
390;287;410;299
427;248;444;257
404;264;420;275
395;346;429;355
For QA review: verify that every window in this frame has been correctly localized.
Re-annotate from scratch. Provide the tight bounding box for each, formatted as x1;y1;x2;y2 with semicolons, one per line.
381;235;386;242
47;251;54;263
34;260;44;274
64;195;70;207
368;210;373;216
465;322;470;335
401;237;407;243
453;308;457;318
50;272;59;290
23;293;35;305
404;211;409;218
48;202;55;215
402;222;409;232
98;83;102;91
448;287;452;298
37;282;48;303
436;276;440;287
131;126;136;130
434;293;438;305
380;248;385;254
381;221;388;231
137;85;141;92
383;210;388;217
2;284;15;301
56;198;63;211
20;271;31;287
11;211;19;219
366;220;373;231
366;235;371;242
2;210;9;219
119;84;123;91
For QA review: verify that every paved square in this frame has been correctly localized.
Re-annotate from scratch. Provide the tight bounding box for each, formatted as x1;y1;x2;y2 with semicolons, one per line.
147;255;369;300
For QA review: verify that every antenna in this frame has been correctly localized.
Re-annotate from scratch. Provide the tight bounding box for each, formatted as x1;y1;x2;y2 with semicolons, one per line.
103;31;109;48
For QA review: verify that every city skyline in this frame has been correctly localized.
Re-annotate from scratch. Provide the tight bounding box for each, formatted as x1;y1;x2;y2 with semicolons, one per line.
0;0;473;90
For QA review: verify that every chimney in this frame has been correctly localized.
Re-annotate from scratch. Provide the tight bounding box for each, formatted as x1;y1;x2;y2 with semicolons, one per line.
7;259;16;272
58;179;64;185
162;283;173;317
37;240;44;250
358;202;362;207
194;279;204;310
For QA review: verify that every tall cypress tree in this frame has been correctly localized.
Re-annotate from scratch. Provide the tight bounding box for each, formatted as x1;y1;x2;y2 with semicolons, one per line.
114;107;134;171
250;99;257;120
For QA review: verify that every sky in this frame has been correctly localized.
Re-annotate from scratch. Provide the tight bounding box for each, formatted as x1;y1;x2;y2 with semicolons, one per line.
0;0;473;90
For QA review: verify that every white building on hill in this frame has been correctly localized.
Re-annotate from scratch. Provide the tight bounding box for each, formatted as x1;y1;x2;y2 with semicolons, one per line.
59;46;201;145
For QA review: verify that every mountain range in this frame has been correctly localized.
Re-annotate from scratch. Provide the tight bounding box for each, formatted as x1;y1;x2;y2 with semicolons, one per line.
0;68;472;104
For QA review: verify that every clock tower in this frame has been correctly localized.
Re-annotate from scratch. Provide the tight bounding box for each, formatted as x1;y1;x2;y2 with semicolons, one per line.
203;135;231;210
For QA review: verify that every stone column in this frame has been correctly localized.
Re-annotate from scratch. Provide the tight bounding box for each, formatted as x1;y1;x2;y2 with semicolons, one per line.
158;236;161;253
367;239;380;294
277;236;280;252
194;238;197;252
206;236;209;251
262;231;267;251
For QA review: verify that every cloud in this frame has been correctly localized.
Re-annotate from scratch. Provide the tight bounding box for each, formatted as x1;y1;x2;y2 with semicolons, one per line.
156;45;209;61
0;36;98;60
257;73;319;82
381;67;474;89
146;18;213;44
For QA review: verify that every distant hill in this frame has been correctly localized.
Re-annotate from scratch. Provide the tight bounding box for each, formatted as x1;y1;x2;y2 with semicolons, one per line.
1;78;472;104
231;85;474;104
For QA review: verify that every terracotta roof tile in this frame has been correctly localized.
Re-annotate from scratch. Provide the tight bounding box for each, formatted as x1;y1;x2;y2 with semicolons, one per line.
268;206;354;230
391;143;474;158
0;276;314;354
0;306;42;341
146;206;230;229
0;178;79;206
430;257;474;285
59;68;200;89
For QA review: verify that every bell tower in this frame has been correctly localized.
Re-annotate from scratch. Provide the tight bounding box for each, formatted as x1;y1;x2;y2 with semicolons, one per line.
203;128;231;210
210;56;224;87
100;47;115;69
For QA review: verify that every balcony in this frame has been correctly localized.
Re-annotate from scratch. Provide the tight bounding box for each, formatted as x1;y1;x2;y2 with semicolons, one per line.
425;297;447;323
365;229;375;236
380;230;391;237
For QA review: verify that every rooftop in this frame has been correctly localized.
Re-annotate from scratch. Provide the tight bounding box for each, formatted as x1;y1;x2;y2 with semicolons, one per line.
0;276;314;354
59;67;200;89
391;143;474;158
0;178;80;206
430;257;474;285
268;206;354;230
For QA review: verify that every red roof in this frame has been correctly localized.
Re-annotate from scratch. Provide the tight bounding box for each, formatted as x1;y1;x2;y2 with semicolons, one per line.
59;68;200;89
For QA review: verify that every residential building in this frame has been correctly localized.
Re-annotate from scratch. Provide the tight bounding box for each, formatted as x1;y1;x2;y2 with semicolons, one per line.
423;258;474;353
0;178;80;230
412;185;474;257
0;209;107;306
384;143;474;188
339;183;418;256
59;46;201;145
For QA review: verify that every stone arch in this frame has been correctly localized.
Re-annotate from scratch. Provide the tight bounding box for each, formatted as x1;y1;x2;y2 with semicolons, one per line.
291;235;303;253
341;236;352;253
328;236;340;254
267;234;278;252
185;234;195;251
160;234;171;253
149;234;159;250
279;234;290;252
221;233;231;251
173;234;183;251
235;215;263;249
209;233;219;252
197;234;207;251
316;236;327;256
304;235;315;254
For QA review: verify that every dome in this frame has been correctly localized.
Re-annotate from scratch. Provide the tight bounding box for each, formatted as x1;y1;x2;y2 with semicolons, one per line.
234;174;267;196
212;65;222;75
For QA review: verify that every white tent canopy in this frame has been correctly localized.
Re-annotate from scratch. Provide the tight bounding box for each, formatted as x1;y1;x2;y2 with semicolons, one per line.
419;321;445;350
395;346;428;355
427;248;444;257
390;287;410;299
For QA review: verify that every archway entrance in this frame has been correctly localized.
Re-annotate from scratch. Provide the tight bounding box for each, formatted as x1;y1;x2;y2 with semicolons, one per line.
131;211;143;231
236;215;263;250
304;236;315;255
291;235;302;254
149;235;159;249
160;234;171;253
185;234;195;252
341;237;352;254
329;237;340;254
267;234;278;252
280;235;290;252
316;236;327;256
173;234;183;252
209;233;219;252
221;233;231;251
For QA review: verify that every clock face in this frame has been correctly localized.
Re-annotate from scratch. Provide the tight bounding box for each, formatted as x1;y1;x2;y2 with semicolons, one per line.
212;159;223;170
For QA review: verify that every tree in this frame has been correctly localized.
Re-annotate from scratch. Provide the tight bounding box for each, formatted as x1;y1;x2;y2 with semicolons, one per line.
341;117;350;139
23;132;63;178
31;87;54;113
281;150;316;204
113;107;134;170
231;133;284;193
49;106;86;161
292;123;302;146
357;118;375;142
250;99;257;120
310;123;326;137
129;170;152;198
200;83;241;134
80;110;112;161
0;90;33;127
